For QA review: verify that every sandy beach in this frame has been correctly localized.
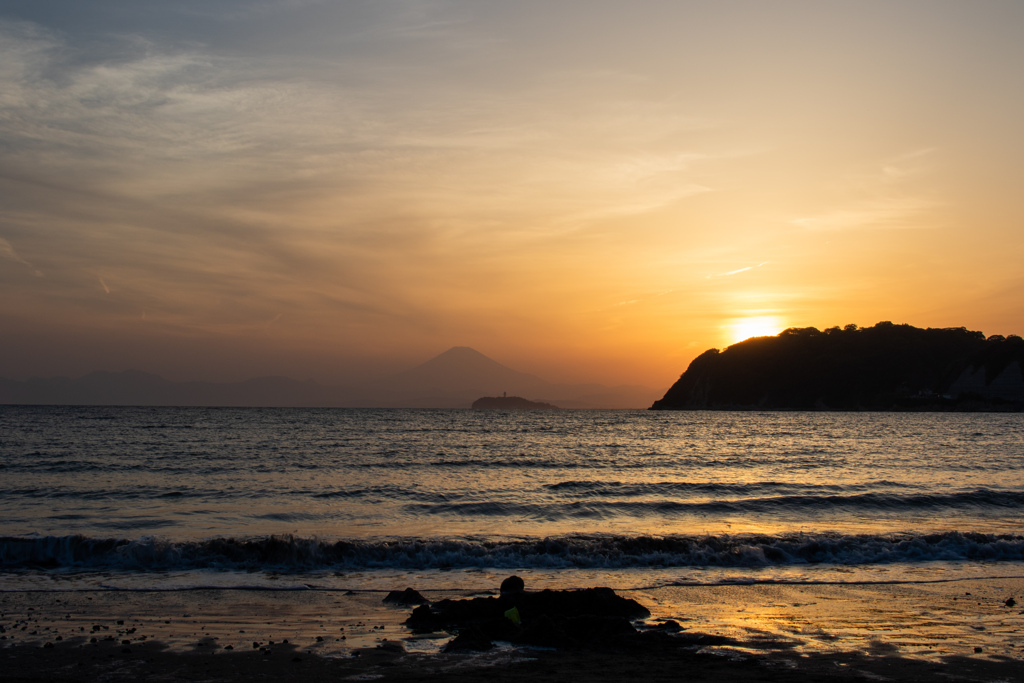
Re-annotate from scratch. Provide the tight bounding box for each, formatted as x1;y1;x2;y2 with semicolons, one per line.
3;577;1022;681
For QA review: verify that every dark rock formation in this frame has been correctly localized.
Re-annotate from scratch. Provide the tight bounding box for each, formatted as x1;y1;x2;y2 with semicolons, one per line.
406;583;651;651
651;322;1024;411
382;588;428;605
442;626;495;652
471;395;559;410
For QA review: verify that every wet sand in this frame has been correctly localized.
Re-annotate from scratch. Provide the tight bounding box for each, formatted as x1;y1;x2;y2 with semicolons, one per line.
2;578;1022;681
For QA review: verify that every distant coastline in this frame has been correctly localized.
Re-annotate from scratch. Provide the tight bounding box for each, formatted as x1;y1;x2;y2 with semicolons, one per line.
652;322;1024;411
471;395;559;410
0;347;659;410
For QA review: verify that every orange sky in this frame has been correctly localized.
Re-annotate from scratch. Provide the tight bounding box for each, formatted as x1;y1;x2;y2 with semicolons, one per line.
1;2;1022;390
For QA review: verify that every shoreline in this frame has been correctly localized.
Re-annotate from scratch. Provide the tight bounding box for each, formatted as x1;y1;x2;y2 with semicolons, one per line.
4;637;1022;682
2;578;1022;681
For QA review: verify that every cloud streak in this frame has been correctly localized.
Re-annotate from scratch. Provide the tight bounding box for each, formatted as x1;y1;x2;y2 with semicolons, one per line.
0;237;42;276
791;150;942;233
791;197;937;232
709;262;769;279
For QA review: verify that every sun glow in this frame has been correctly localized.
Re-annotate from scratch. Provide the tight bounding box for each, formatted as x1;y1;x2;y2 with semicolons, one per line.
728;316;784;345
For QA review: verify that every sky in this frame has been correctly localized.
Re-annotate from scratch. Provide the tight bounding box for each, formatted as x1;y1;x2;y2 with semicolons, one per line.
1;1;1022;389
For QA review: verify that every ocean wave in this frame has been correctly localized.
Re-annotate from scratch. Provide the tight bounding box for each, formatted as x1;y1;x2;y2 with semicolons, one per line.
543;480;919;496
405;489;1024;517
2;531;1023;572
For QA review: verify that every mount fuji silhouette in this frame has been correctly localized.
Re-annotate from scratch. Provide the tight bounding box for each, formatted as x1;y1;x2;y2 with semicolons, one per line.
360;347;659;408
377;346;549;400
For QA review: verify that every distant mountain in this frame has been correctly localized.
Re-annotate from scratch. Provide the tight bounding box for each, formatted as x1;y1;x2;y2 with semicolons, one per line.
388;346;549;395
362;347;662;409
651;322;1024;411
0;347;664;409
364;347;551;408
0;370;340;407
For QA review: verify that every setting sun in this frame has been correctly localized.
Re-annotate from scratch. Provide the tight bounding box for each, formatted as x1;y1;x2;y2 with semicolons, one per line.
728;316;785;345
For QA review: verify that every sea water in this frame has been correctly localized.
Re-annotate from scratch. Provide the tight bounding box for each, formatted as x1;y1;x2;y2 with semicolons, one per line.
1;406;1022;592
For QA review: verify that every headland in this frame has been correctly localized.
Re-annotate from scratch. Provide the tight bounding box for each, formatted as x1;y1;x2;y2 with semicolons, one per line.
652;322;1024;411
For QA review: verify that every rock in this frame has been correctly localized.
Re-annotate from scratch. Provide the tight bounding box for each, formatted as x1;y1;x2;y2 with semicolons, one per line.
406;585;650;650
651;620;683;631
383;588;428;605
527;587;650;619
407;586;648;632
443;626;494;653
1005;597;1016;607
517;614;572;649
500;575;525;595
376;640;406;653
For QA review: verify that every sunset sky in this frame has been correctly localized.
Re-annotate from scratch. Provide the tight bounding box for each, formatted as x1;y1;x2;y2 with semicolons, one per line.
1;1;1022;389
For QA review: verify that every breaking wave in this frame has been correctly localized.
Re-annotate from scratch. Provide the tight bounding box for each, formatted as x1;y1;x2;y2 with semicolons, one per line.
3;531;1023;573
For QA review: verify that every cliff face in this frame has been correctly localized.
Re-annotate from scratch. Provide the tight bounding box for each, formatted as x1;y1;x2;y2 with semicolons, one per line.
651;322;1024;411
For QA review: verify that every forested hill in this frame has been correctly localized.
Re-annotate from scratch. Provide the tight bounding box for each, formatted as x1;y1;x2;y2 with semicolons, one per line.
651;322;1024;411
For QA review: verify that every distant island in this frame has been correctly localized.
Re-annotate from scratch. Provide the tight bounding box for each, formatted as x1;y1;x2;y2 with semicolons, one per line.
472;395;559;410
651;322;1024;411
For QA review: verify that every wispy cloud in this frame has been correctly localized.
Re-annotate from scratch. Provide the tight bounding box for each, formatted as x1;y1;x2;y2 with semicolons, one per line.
0;237;42;276
708;261;769;278
792;149;940;232
0;10;729;342
792;197;936;232
881;147;935;181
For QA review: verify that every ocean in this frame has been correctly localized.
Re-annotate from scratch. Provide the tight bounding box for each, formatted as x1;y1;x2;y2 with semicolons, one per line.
2;406;1023;593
